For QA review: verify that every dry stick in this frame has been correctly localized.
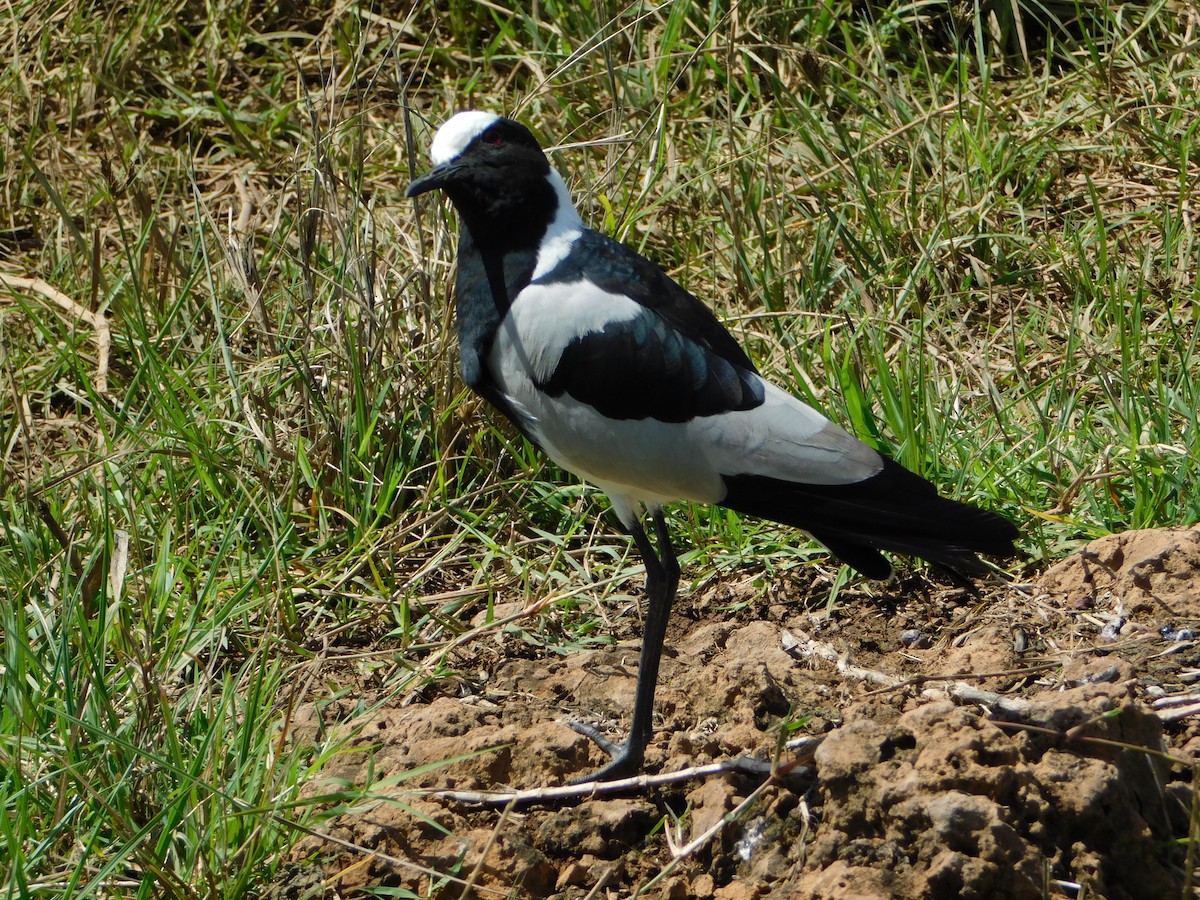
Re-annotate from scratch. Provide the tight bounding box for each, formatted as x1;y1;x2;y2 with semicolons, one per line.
856;638;1200;726
785;632;1040;716
580;865;615;900
0;273;111;393
454;797;517;899
275;815;510;898
432;756;791;808
795;637;1197;780
931;682;1033;717
794;633;1200;745
1153;697;1200;723
988;717;1193;770
635;768;780;897
860;662;1062;691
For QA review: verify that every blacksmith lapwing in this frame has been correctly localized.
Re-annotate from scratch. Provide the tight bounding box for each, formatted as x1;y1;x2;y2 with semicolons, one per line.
407;111;1018;782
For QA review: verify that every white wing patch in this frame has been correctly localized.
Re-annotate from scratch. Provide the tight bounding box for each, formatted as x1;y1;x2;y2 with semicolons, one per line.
719;383;882;486
492;280;643;384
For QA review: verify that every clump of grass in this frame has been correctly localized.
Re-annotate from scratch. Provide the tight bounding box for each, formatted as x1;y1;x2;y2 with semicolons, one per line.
1;0;1197;892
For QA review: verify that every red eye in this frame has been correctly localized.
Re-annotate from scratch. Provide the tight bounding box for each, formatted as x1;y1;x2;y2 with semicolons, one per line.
481;130;505;146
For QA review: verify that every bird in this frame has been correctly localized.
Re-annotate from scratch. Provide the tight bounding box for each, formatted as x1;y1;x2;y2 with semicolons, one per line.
406;111;1019;782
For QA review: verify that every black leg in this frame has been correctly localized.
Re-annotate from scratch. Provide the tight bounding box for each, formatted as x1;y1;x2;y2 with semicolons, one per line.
571;508;679;782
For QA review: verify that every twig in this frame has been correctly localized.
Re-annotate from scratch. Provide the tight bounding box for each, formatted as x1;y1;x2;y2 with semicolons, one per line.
454;797;516;899
0;273;110;393
783;629;898;684
1151;694;1200;723
863;663;1061;691
636;766;779;896
275;814;510;897
431;756;803;808
580;865;615;900
931;682;1032;717
783;630;1036;717
990;714;1193;769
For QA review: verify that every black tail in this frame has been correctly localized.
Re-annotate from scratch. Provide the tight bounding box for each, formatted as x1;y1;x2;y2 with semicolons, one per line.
720;456;1018;581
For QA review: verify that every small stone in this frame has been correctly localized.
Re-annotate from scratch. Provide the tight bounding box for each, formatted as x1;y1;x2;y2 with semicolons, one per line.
660;875;689;898
556;861;591;889
1012;627;1028;653
1099;618;1124;642
900;629;932;649
714;880;762;900
1079;665;1120;685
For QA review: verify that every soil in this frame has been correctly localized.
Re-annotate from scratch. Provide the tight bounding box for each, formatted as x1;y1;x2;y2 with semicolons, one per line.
279;525;1200;898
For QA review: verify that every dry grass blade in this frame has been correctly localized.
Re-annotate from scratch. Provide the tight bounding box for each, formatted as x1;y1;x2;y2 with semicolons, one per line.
0;273;110;394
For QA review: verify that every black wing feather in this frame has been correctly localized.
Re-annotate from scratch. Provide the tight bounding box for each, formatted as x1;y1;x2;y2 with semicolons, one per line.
536;229;763;421
721;457;1019;579
540;311;764;421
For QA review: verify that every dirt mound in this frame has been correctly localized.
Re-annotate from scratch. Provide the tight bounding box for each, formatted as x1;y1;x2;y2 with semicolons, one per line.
282;530;1200;897
803;686;1181;899
1040;525;1200;621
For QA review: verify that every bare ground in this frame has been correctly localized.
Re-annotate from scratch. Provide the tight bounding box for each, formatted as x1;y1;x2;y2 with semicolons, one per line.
280;526;1200;898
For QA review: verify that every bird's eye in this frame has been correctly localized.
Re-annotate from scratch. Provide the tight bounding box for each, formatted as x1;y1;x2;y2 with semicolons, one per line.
481;130;505;146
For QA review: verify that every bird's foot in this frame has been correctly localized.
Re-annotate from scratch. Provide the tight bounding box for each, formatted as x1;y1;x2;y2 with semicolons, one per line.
567;720;645;783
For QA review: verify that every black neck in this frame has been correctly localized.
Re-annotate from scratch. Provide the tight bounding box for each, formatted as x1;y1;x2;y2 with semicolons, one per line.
445;169;559;259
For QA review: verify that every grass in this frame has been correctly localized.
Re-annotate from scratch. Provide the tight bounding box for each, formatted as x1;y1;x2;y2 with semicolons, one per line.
1;0;1197;893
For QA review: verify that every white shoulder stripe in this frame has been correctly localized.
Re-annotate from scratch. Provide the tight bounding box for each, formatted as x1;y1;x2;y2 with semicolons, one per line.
533;169;584;279
494;280;643;384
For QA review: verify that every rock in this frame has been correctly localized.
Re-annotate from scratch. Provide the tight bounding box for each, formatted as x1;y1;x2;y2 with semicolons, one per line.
792;860;892;899
555;858;593;889
686;777;737;839
660;875;690;898
809;697;1182;898
535;798;658;857
1040;526;1200;618
712;881;762;900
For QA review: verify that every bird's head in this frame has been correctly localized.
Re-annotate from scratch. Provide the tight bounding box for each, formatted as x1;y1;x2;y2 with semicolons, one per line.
407;112;568;250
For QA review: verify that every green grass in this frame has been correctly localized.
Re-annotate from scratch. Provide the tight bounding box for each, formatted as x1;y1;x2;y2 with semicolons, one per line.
1;0;1197;893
